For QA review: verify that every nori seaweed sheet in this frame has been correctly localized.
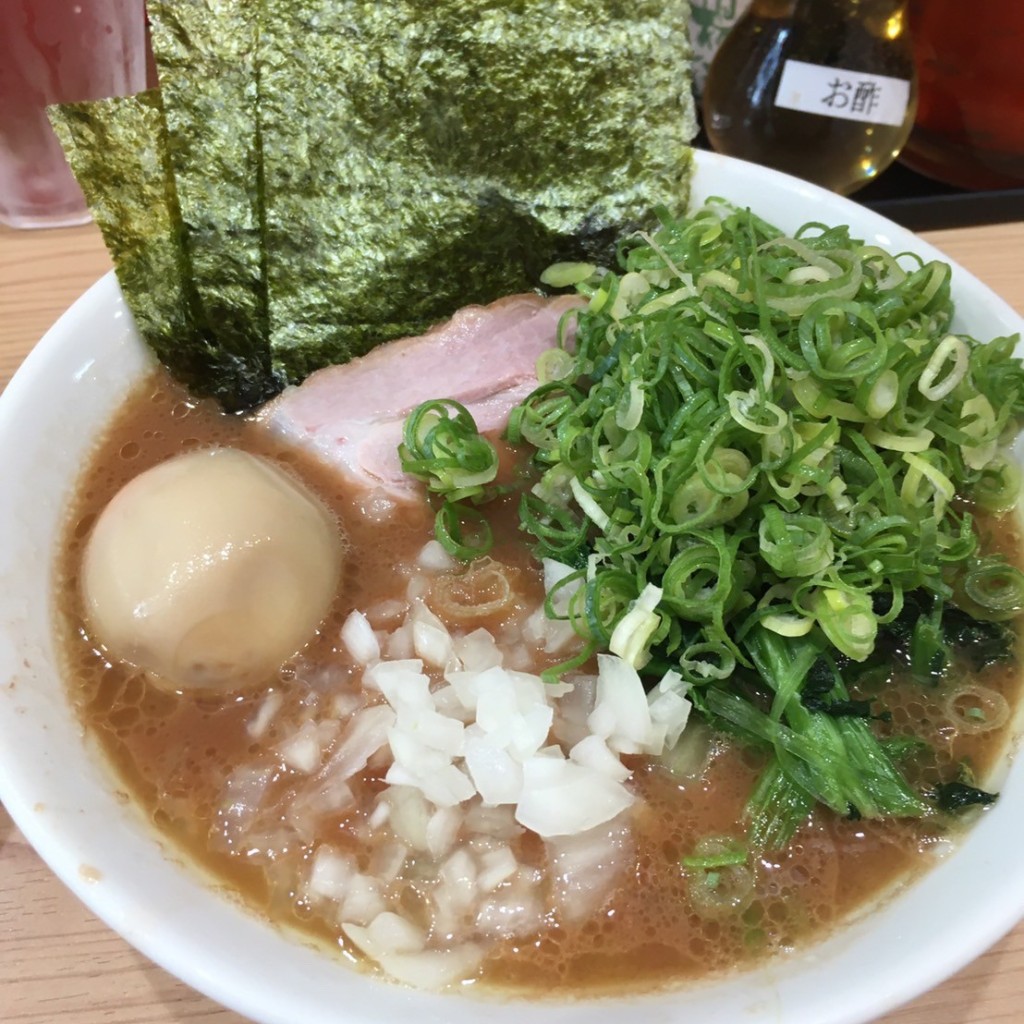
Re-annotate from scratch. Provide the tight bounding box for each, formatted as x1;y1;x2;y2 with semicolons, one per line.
147;0;276;390
259;0;696;380
49;92;198;372
53;1;696;410
51;92;283;412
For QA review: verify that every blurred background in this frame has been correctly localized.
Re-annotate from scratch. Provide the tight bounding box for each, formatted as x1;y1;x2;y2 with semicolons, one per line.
1;0;1021;232
690;0;1024;231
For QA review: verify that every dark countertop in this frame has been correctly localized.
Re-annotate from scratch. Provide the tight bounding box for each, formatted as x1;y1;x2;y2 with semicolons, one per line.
856;161;1024;232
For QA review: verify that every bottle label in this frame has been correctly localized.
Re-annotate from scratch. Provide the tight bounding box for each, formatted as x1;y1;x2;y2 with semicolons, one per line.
774;59;911;128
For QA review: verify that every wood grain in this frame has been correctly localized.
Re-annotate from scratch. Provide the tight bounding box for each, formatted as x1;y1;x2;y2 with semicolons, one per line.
1;217;1023;1024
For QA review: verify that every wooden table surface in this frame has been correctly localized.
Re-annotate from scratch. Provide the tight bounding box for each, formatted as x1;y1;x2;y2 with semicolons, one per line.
2;217;1024;1024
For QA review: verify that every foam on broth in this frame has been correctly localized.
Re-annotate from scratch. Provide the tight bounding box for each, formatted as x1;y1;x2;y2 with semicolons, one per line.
54;369;1024;994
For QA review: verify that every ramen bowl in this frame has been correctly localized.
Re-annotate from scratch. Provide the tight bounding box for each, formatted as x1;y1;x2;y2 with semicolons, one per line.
1;150;1023;1024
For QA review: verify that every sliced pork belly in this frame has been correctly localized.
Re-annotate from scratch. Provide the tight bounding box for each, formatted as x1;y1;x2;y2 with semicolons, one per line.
263;294;579;504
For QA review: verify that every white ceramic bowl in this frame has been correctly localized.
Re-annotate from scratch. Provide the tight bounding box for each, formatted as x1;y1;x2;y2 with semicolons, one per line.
1;150;1023;1024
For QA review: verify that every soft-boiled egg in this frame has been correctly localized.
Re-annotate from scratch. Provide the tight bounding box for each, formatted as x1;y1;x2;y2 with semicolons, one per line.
81;447;344;693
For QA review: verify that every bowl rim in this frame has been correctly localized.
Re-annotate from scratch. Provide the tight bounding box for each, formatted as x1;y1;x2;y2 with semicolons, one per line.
1;149;1023;1024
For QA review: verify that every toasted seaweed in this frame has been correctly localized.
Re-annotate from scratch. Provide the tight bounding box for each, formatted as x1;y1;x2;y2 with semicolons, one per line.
934;781;998;813
147;0;275;386
259;0;697;382
50;92;281;412
54;1;697;410
49;93;197;371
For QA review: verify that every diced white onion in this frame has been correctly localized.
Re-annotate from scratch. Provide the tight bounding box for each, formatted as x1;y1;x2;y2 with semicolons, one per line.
309;847;357;901
542;558;582;615
551;676;597;749
367;797;390;830
385;621;415;659
411;602;455;668
367;912;427;955
464;803;523;840
341;610;380;665
376;945;484;989
339;874;386;926
364;598;408;628
385;786;432;851
330;689;365;719
366;660;431;708
647;671;693;751
277;720;322;774
215;766;273;848
417;539;457;572
438;849;478;911
286;774;355;840
569;734;631;782
515;755;633;837
343;912;425;960
247;690;283;739
477;845;519;892
395;703;465;756
452;628;502;671
319;705;396;781
545;818;632;923
589;654;661;754
523;604;578;654
464;732;523;805
426;806;462;860
475;883;544;939
368;842;408;883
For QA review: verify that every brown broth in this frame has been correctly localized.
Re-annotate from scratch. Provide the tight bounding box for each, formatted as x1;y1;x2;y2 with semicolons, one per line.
54;369;1024;996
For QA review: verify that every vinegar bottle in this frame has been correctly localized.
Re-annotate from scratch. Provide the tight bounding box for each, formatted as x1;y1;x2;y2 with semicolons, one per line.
702;0;917;195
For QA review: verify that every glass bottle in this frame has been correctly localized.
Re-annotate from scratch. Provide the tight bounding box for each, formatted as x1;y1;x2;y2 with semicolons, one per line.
702;0;917;195
899;0;1024;190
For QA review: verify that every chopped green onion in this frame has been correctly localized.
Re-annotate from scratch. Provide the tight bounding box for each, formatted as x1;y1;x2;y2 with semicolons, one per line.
435;502;494;560
726;390;788;434
918;334;969;400
399;399;499;502
759;506;834;578
901;452;956;517
403;200;1024;850
540;261;597;288
810;588;877;661
536;347;576;384
569;476;611;531
959;394;998;470
866;369;900;419
974;453;1021;513
763;612;815;637
609;583;663;668
863;424;934;453
962;556;1024;620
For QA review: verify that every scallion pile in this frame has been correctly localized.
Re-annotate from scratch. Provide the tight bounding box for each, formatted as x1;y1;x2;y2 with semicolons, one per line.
402;199;1024;849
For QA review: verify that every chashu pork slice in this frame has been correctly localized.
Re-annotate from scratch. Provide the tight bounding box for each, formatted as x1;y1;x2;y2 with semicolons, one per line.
263;294;580;507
